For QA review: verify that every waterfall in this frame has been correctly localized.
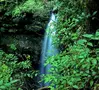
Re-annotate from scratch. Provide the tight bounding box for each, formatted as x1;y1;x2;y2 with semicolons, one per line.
40;13;58;87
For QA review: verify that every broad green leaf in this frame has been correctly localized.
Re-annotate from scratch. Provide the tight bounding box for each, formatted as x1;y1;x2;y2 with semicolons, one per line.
0;80;3;85
77;39;87;45
10;44;16;50
95;31;99;36
87;42;93;46
92;11;97;16
83;34;93;38
5;83;11;87
92;59;97;65
0;86;6;89
90;80;93;86
73;85;79;89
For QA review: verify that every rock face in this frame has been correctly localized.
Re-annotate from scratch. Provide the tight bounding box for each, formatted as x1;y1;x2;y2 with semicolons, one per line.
0;10;50;69
0;34;42;68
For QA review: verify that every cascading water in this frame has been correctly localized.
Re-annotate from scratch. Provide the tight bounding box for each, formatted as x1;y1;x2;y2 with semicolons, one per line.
40;12;58;87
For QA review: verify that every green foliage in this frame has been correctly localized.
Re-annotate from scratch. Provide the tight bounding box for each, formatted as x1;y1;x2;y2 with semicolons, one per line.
12;0;43;16
44;41;99;90
10;44;17;50
0;0;52;17
12;0;52;16
83;30;99;40
0;50;36;89
0;62;18;90
43;0;99;90
0;51;18;90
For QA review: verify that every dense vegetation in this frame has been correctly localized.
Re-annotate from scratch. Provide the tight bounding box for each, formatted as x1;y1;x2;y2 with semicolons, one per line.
0;49;35;90
0;0;52;89
44;0;99;90
0;0;99;90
